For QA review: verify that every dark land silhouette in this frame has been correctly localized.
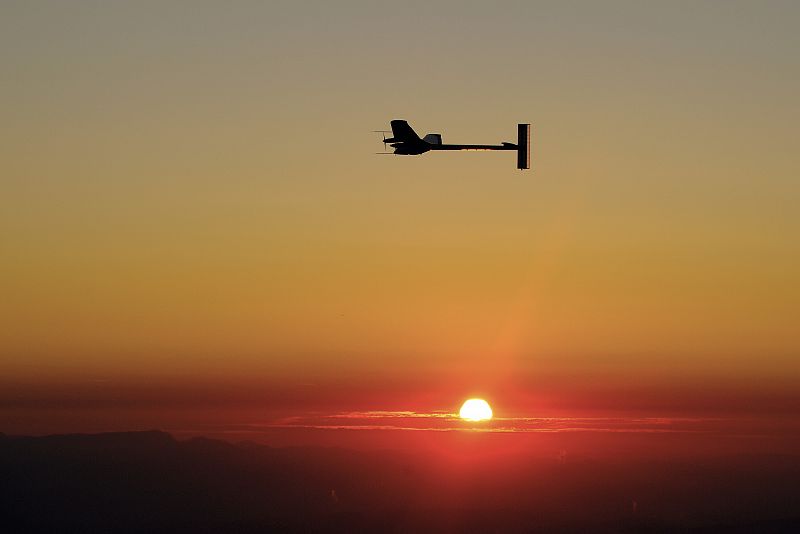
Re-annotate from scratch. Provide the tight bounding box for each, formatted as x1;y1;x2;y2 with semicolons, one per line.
1;430;800;533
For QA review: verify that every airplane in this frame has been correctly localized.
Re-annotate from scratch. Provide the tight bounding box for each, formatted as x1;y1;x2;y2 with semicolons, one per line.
376;119;531;170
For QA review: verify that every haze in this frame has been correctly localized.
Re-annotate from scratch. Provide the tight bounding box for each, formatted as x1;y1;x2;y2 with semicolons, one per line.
1;1;799;435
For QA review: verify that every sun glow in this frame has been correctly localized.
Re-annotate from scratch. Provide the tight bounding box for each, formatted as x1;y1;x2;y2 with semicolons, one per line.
459;398;493;422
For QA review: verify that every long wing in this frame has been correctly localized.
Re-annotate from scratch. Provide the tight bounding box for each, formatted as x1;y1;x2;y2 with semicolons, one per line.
388;120;421;143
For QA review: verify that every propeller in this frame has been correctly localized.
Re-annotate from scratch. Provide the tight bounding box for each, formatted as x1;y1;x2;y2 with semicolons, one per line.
372;130;391;154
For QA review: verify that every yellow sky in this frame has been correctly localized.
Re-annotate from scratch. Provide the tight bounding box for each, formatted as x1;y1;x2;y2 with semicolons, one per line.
1;2;799;391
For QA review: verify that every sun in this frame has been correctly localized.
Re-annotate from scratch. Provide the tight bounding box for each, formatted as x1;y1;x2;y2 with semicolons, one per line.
459;398;493;422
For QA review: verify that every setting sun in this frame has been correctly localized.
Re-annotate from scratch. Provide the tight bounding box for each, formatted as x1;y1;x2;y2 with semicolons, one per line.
459;399;493;422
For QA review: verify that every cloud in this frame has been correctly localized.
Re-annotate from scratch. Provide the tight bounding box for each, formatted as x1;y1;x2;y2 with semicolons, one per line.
256;411;716;434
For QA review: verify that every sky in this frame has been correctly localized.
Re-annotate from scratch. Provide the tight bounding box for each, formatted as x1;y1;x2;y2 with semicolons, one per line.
1;1;799;437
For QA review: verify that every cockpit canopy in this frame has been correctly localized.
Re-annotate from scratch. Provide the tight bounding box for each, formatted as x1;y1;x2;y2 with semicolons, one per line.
423;133;442;145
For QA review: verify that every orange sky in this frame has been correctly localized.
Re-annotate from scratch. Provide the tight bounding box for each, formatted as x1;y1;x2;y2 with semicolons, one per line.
1;2;799;435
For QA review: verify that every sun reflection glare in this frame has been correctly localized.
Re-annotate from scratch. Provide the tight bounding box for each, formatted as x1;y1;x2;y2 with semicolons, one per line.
459;399;493;422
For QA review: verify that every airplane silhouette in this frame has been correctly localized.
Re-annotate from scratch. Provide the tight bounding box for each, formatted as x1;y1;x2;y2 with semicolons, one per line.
377;120;530;170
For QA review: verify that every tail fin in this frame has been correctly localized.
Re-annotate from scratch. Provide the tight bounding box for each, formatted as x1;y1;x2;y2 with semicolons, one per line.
517;124;530;170
389;120;421;142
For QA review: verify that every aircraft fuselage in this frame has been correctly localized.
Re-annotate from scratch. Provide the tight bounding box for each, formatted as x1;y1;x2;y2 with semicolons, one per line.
391;142;517;155
383;119;530;169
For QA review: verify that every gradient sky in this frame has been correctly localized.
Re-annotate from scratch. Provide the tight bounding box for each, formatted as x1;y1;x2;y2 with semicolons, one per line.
1;1;799;428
